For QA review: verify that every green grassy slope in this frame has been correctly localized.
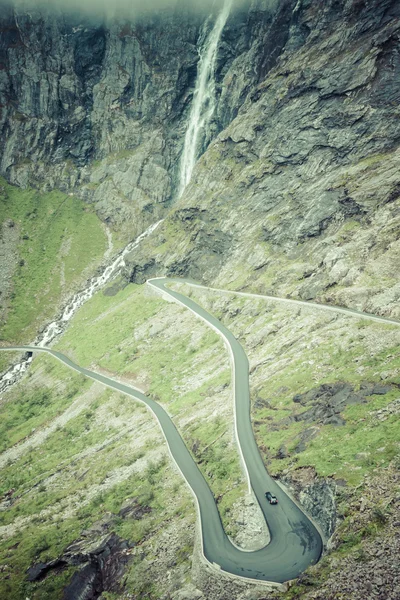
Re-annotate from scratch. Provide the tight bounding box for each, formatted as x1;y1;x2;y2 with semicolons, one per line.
0;177;107;344
56;282;246;530
0;353;192;600
176;283;400;487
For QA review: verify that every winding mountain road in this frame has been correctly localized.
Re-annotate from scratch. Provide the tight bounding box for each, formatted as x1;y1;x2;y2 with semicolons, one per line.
3;278;398;583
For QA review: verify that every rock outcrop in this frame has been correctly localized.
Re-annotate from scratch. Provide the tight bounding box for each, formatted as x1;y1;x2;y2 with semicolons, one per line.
4;0;399;310
124;0;400;319
26;513;137;599
280;467;337;541
291;381;393;427
278;462;400;600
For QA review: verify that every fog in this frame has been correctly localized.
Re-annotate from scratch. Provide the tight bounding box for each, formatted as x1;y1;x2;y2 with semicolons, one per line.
4;0;265;15
3;0;272;18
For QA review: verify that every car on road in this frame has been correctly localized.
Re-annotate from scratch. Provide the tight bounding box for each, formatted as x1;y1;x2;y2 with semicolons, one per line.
265;491;278;504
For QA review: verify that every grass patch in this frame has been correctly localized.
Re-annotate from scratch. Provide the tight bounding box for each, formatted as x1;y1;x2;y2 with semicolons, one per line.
0;352;193;599
57;283;246;533
0;354;89;453
57;284;164;367
0;177;107;343
181;286;400;486
0;351;16;374
0;520;81;600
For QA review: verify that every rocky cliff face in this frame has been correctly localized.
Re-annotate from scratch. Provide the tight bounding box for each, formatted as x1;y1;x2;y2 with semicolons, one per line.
0;2;199;236
2;0;399;292
0;0;289;238
124;0;400;319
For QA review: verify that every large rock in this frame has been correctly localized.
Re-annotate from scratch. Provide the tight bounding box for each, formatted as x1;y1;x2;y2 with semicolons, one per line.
280;467;337;540
291;381;393;427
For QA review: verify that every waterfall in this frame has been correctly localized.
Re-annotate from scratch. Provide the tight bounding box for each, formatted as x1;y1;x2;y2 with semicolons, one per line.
179;0;233;196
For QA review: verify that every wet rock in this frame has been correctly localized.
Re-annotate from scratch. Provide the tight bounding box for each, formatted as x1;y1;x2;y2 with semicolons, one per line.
369;384;392;396
27;558;67;582
102;278;128;297
63;563;101;600
280;467;337;540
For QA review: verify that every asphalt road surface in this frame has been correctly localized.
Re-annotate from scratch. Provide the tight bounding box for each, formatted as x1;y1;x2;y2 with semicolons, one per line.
147;278;323;582
14;274;397;581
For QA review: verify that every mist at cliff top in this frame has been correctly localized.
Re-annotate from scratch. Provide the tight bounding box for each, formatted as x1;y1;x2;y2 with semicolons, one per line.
6;0;277;17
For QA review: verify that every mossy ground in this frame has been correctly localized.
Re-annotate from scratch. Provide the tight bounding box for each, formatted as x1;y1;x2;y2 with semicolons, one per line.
2;276;398;598
0;351;17;375
0;177;108;343
0;281;248;598
0;350;193;600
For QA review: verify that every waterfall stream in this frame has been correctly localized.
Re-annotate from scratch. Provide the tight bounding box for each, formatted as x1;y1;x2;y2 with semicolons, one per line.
179;0;233;196
0;220;163;394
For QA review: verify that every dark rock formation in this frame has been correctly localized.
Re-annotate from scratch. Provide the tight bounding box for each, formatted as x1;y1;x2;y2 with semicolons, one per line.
25;504;156;598
27;527;133;599
291;381;393;427
0;1;285;240
63;533;132;600
280;467;337;540
27;558;67;582
285;462;400;600
276;444;289;459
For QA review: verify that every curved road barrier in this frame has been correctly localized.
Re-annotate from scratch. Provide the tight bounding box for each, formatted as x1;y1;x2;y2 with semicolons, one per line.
7;276;398;582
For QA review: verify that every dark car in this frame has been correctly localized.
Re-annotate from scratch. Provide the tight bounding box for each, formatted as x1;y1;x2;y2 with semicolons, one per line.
265;491;278;504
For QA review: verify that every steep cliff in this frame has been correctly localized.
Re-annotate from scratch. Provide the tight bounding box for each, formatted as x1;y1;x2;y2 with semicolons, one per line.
0;0;288;238
125;0;400;319
2;0;399;299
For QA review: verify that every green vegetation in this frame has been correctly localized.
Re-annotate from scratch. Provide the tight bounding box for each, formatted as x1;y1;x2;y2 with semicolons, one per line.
251;332;400;485
0;177;107;342
2;276;399;598
57;282;246;530
336;219;361;243
0;349;194;600
1;280;251;598
0;351;16;375
178;285;400;487
258;339;400;484
294;409;398;485
0;519;81;600
58;282;165;367
0;354;90;453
